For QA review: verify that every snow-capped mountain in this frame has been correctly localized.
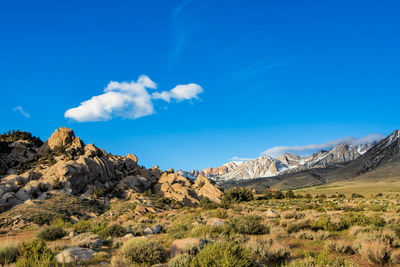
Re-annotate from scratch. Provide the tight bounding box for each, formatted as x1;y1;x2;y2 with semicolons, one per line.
209;142;377;183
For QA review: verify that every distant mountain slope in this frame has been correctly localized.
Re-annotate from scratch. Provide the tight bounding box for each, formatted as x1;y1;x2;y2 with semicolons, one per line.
227;129;400;190
211;142;375;183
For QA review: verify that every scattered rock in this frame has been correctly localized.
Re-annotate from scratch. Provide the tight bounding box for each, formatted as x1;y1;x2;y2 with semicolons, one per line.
72;233;103;249
69;231;77;237
210;219;224;227
266;209;280;218
55;247;95;263
152;224;162;234
143;227;154;235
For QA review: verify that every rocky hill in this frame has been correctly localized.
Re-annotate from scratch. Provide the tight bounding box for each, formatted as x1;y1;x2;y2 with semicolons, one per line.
0;127;223;212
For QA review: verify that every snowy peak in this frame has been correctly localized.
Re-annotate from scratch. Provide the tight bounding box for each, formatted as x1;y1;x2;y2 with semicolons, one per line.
210;142;378;183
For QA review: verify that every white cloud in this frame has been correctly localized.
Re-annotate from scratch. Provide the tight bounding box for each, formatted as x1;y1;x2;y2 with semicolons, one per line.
13;106;30;118
152;83;203;103
262;134;385;158
230;156;256;162
65;75;203;122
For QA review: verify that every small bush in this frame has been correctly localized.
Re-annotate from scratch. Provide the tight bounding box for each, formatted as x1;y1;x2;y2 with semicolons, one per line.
73;220;107;234
311;215;340;232
199;197;219;209
286;220;311;234
168;253;192;267
32;213;52;225
222;188;254;203
0;244;18;265
351;193;364;198
223;215;268;235
37;227;66;241
358;240;391;265
247;238;290;263
119;238;168;265
295;230;315;240
50;215;72;229
16;239;57;267
326;240;354;254
189;242;254;267
100;224;127;239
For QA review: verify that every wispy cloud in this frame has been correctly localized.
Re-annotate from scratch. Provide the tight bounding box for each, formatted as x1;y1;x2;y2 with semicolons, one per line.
13;106;30;118
169;0;193;71
262;134;385;158
235;57;290;79
64;75;203;122
230;156;256;162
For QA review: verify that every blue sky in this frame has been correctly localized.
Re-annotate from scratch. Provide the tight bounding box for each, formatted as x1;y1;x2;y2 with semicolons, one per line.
1;0;399;170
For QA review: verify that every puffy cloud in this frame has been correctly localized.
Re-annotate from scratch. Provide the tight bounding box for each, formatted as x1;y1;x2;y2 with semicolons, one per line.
152;83;203;102
65;75;202;122
262;134;385;158
13;106;30;118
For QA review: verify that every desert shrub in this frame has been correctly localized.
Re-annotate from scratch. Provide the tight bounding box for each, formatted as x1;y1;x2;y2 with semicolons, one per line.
259;190;284;200
209;208;228;219
315;194;327;199
119;238;168;265
304;193;312;199
326;240;354;254
381;229;400;247
369;204;386;212
222;188;254;203
189;225;222;239
32;213;52;225
199;197;219;209
339;212;372;228
310;215;340;232
73;220;107;234
247;238;290;263
223;215;268;235
295;230;315;240
348;226;367;236
351;193;364;198
16;239;57;267
358;240;391;265
167;223;191;239
286;220;311;234
282;211;305;220
50;215;72;229
282;251;356;267
0;244;18;265
284;190;295;199
314;230;331;240
100;224;126;239
168;253;192;267
189;242;254;267
37;227;66;241
52;178;62;189
369;214;386;227
391;250;400;264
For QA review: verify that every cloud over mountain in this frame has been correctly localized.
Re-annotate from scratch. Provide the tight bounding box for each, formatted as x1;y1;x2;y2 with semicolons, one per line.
64;75;203;122
262;134;385;158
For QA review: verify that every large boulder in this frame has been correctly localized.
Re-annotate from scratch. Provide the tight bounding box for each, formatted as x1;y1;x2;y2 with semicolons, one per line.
55;247;95;263
71;233;103;249
194;174;223;203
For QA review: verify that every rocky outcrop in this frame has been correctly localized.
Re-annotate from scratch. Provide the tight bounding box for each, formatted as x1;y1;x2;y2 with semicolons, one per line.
44;127;76;150
153;172;223;206
194;174;223;203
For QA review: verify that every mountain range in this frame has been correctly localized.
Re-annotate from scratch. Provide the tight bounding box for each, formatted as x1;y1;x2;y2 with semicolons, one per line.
179;141;377;183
